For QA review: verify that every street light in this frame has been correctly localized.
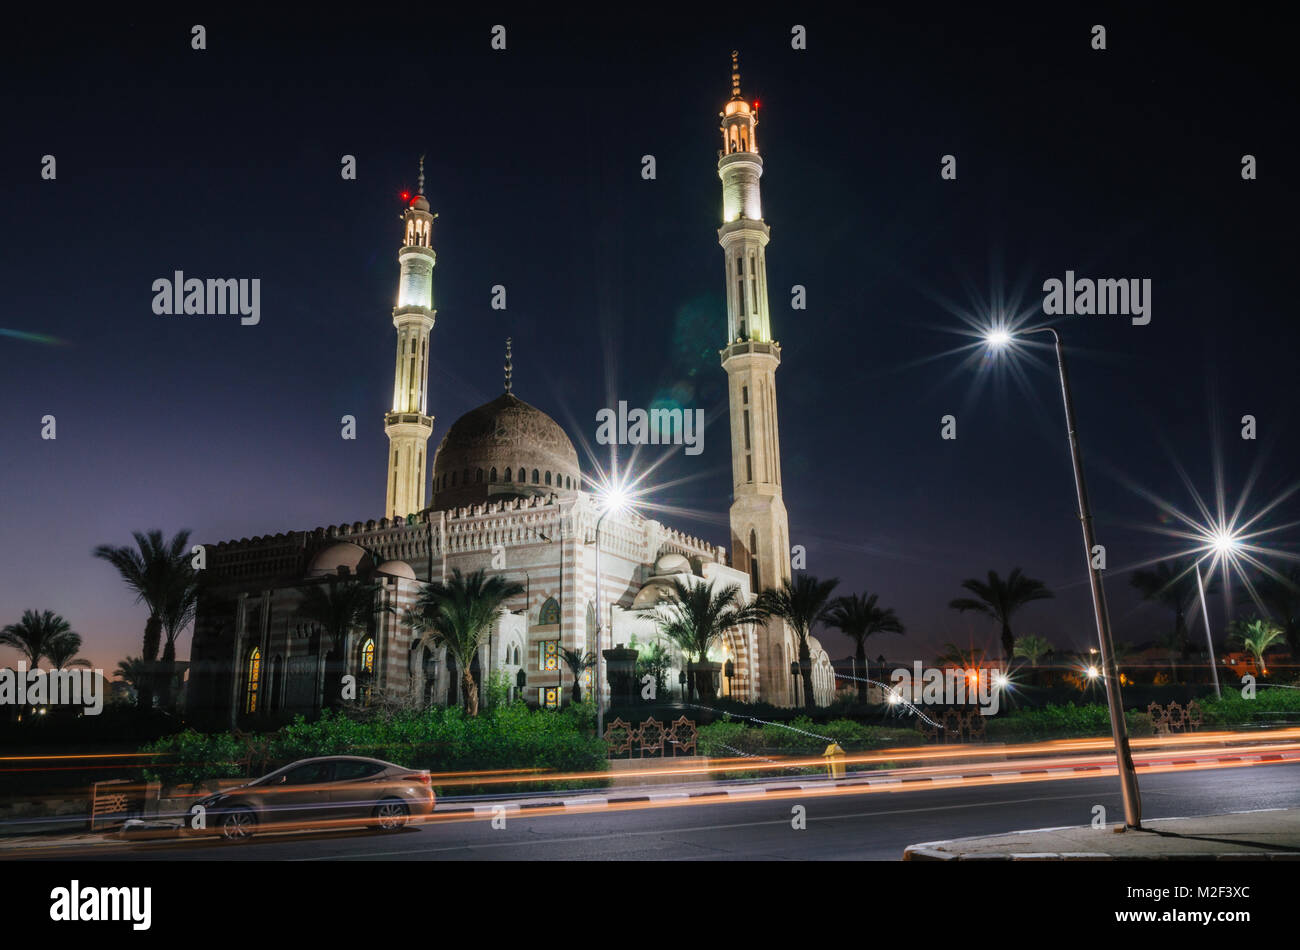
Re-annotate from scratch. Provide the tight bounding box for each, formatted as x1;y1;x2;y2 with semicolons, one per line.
985;324;1143;828
594;484;630;739
1194;528;1239;700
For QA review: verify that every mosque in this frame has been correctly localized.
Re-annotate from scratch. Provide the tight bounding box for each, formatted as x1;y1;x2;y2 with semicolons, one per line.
186;54;836;728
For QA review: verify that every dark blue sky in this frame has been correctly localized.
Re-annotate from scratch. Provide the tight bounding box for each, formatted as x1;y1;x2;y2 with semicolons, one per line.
3;8;1297;672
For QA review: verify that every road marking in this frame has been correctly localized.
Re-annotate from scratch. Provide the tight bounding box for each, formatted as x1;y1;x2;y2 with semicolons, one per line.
293;792;1109;861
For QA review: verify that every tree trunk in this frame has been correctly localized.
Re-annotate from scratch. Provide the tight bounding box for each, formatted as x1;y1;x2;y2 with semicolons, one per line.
571;679;582;705
139;615;162;713
159;638;177;711
855;640;868;704
799;639;815;712
1176;611;1192;658
1001;623;1014;664
462;669;479;716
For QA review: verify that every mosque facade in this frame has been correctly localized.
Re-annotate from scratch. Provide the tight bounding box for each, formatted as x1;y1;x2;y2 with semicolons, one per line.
186;55;836;728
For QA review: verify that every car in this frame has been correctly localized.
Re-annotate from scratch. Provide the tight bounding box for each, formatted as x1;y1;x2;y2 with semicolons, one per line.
192;755;435;841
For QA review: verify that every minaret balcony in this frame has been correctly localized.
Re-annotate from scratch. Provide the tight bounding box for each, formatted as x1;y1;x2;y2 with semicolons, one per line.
718;219;770;242
384;410;434;429
398;244;436;261
720;340;781;364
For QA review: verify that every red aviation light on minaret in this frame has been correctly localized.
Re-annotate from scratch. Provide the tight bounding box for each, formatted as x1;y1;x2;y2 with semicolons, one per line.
400;190;411;202
752;98;760;109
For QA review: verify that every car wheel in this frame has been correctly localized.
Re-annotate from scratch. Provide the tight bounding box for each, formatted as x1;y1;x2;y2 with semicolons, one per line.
219;807;257;841
372;799;409;830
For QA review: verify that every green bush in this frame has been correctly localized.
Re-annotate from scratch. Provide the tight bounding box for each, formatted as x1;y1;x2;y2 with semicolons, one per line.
984;703;1154;741
139;730;247;790
1197;686;1300;726
139;706;608;796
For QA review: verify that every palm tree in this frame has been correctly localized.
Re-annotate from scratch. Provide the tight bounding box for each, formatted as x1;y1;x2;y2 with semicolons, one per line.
755;575;840;711
93;529;192;712
1234;619;1285;676
45;631;93;670
935;642;988;668
1013;634;1052;667
559;647;595;705
298;579;391;710
157;562;198;710
638;577;766;704
1129;558;1205;659
823;592;905;702
408;569;523;717
114;656;148;697
1252;566;1300;655
949;568;1054;663
1;609;78;667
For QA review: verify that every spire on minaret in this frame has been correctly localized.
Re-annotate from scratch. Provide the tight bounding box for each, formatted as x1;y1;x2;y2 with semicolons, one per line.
417;154;425;196
504;337;513;394
730;50;742;100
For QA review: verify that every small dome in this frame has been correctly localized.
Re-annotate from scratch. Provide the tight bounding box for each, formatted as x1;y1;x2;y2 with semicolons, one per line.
307;541;373;577
411;195;430;212
431;392;580;511
653;552;693;576
375;559;416;581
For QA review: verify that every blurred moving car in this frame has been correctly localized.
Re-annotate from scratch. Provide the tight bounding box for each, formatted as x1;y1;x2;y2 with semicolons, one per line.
193;755;435;841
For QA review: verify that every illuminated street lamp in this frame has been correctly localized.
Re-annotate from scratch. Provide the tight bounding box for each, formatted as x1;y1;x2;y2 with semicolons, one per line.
594;484;630;738
985;325;1143;828
1195;529;1239;699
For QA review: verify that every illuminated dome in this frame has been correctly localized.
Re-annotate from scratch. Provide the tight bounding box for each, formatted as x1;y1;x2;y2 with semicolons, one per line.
307;541;373;577
430;392;580;510
375;559;417;581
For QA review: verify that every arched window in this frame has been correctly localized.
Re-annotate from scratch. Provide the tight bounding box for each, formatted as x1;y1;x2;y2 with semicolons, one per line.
545;471;552;486
532;469;540;484
504;467;512;482
358;637;375;706
490;467;497;483
539;597;561;626
245;647;261;714
451;471;457;487
476;468;483;483
749;530;760;594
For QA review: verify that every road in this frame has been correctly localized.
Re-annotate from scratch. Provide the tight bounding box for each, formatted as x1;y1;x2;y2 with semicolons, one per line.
31;760;1300;861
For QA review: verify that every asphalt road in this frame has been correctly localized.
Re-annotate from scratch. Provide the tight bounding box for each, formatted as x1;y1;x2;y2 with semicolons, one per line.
58;761;1300;861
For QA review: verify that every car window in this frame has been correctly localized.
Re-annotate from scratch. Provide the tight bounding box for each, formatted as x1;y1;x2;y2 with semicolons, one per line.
332;761;385;782
283;762;333;785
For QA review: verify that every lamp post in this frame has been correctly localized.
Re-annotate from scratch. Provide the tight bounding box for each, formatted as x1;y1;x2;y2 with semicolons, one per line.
1194;532;1240;700
987;325;1142;828
593;486;629;739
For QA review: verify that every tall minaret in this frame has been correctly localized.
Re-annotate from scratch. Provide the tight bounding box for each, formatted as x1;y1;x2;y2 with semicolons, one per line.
718;52;793;704
384;156;437;519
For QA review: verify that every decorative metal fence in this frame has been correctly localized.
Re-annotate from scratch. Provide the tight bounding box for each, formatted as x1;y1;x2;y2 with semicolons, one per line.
604;716;698;758
89;779;144;831
916;707;987;743
1148;700;1202;735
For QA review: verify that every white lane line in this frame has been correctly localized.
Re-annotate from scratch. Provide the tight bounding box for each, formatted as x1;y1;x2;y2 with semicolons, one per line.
294;792;1108;861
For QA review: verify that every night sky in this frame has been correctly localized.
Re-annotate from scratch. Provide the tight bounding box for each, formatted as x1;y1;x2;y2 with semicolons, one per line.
3;8;1297;673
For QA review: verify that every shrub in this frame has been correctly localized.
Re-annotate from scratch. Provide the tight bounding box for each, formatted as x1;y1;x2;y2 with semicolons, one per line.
138;705;608;796
139;730;247;791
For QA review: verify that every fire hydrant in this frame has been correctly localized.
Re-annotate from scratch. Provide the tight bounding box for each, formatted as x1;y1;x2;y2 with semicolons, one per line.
822;742;846;779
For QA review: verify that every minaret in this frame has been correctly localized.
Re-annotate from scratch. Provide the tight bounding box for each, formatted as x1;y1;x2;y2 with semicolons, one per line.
717;52;793;704
384;156;437;519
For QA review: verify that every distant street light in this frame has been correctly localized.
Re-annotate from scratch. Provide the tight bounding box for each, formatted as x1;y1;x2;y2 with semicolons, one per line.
985;325;1142;828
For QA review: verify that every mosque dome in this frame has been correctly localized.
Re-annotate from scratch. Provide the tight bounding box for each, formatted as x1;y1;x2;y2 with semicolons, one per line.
375;559;417;581
307;541;373;577
430;392;580;510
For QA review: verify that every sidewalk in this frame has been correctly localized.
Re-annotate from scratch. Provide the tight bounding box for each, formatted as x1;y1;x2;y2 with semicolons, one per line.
904;808;1300;860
